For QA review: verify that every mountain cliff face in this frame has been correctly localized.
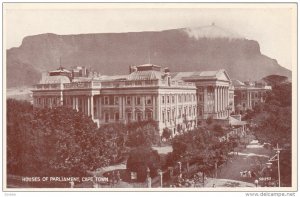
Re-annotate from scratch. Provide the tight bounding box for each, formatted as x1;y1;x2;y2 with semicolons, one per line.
7;25;291;88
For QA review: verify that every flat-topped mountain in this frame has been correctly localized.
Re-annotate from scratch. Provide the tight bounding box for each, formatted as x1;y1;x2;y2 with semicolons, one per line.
7;25;291;88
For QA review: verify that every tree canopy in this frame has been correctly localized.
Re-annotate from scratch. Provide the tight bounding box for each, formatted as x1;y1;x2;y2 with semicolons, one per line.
7;99;112;177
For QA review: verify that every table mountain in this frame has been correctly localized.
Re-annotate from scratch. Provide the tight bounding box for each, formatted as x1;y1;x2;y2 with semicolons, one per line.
7;24;291;88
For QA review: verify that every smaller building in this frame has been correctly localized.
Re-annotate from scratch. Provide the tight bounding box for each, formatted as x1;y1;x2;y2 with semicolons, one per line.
233;79;272;113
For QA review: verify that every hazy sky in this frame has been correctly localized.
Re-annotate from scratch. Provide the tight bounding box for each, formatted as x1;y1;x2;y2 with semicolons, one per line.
4;3;296;70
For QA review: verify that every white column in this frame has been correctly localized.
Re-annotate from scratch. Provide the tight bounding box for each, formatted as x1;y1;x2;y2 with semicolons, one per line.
82;97;85;114
249;92;251;108
99;96;102;120
214;86;218;113
218;87;220;114
132;96;135;120
122;96;126;120
75;97;79;111
142;96;145;120
225;87;228;116
90;95;94;119
223;87;225;111
152;95;156;120
204;87;208;113
221;87;223;112
248;92;250;109
87;96;91;116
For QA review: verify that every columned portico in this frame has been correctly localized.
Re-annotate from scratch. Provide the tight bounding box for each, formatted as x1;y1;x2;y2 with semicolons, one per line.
211;84;231;119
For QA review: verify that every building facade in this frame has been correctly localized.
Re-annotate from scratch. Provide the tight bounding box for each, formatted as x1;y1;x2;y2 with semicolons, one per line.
32;64;238;136
233;80;272;113
171;69;234;120
32;64;198;136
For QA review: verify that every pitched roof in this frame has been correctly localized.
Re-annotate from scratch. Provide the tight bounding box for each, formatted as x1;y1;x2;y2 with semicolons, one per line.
49;67;71;73
171;69;230;81
39;76;70;84
232;79;245;86
127;70;163;80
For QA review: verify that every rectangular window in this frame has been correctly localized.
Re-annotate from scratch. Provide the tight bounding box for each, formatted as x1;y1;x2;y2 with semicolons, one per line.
172;95;175;103
127;112;132;122
114;96;119;105
162;96;165;104
146;96;152;105
135;81;142;86
104;96;109;105
167;96;170;104
109;96;114;105
126;96;131;105
167;111;170;122
105;113;109;123
178;108;182;118
115;112;119;121
136;97;141;105
146;112;152;120
162;111;165;123
178;95;181;103
94;106;97;118
137;112;142;121
172;109;175;120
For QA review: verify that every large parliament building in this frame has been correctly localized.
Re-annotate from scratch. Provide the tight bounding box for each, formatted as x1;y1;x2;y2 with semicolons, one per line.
32;63;265;136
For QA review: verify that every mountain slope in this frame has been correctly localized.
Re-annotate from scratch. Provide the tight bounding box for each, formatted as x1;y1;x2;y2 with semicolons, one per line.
6;25;291;88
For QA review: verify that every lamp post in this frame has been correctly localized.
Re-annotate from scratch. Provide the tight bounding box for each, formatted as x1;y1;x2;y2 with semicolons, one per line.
269;143;282;187
215;161;218;178
177;161;182;178
147;167;151;188
157;169;163;187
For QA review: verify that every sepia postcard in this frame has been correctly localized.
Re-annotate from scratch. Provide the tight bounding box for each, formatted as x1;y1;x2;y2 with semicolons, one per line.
2;2;298;193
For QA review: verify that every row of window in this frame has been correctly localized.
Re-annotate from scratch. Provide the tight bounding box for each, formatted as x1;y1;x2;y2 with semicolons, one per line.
102;96;153;106
35;97;60;106
161;106;196;123
242;101;259;108
161;94;196;104
103;111;153;123
241;92;265;99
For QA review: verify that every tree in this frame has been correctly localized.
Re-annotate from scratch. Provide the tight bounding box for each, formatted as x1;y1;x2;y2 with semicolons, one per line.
248;80;292;186
126;147;161;182
7;99;114;177
126;120;160;147
212;124;224;136
262;75;288;87
206;116;213;125
97;123;129;164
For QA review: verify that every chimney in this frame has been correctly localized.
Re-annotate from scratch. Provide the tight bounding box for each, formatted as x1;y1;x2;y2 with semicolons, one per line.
164;67;170;74
131;66;137;73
